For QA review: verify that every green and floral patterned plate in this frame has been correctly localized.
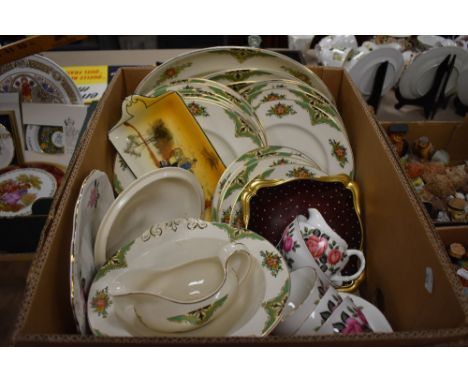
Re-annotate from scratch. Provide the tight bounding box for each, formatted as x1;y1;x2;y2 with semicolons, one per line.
220;161;326;227
204;68;299;90
240;80;341;123
0;168;57;217
212;146;321;222
146;78;261;131
87;218;290;337
135;46;333;102
255;99;354;177
181;96;265;166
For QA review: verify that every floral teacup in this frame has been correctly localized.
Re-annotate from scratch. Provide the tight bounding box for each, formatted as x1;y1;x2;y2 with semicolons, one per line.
317;297;373;335
280;208;365;285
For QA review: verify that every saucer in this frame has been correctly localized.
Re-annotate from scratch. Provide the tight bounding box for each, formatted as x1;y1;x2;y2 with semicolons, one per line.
70;170;115;334
88;218;290;337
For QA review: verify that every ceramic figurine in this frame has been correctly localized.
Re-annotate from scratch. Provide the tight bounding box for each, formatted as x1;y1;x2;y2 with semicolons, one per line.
412;136;434;161
448;198;467;222
431;149;450;165
388;124;409;157
436;211;450;223
449;243;466;260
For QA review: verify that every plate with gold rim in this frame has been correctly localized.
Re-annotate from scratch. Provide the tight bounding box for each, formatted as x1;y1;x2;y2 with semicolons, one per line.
211;145;320;221
255;99;353;177
146;77;260;128
180;96;266;165
218;153;322;223
0;54;82;104
70;170;115;334
135;46;334;102
223;162;327;228
240;80;340;121
87;218;290;337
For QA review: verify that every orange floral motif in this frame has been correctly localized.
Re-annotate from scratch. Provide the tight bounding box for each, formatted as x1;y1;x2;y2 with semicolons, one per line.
260;250;283;277
329;139;348;168
90;287;112;318
266;102;297;118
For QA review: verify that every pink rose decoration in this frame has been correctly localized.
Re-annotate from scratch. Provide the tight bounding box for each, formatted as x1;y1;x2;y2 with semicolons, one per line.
342;317;365;334
282;235;294;252
327;248;342;265
306;235;328;259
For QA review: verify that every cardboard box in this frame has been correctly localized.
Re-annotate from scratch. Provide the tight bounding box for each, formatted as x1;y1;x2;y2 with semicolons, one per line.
11;67;468;345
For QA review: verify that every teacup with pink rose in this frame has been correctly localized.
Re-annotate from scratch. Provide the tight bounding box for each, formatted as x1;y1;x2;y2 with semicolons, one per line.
279;208;365;286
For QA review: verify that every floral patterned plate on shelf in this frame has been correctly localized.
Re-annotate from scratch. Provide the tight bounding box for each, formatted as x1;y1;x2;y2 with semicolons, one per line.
255;99;354;177
0;54;82;104
87;218;290;337
0;124;15;169
0;168;57;217
135;46;334;102
70;170;115;334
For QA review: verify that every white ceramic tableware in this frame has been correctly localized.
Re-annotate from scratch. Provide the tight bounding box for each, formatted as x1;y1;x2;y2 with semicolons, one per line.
70;170;115;334
319;48;353;68
280;208;365;284
88;218;290;337
399;47;468;99
109;242;251;333
317;35;358;50
135;46;334;102
293;285;343;335
212;145;320;221
204;68;299;87
94;167;205;268
339;292;392;333
317;296;373;334
273;267;329;336
346;47;404;97
0;168;57;217
0;124;15;169
255;99;353;177
417;35;447;49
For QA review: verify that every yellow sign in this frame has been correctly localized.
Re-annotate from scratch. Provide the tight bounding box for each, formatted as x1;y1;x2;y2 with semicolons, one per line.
63;66;108;104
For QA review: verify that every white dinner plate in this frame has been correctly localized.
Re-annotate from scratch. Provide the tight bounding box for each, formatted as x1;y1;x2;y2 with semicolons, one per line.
255;99;353;177
347;47;404;97
399;46;468;99
135;46;334;102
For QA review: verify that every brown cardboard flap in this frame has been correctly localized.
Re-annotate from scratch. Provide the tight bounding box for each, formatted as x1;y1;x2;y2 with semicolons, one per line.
12;67;468;346
446;117;468;161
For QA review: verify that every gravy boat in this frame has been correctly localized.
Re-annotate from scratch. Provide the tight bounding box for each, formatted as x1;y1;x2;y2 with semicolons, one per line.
109;242;251;333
